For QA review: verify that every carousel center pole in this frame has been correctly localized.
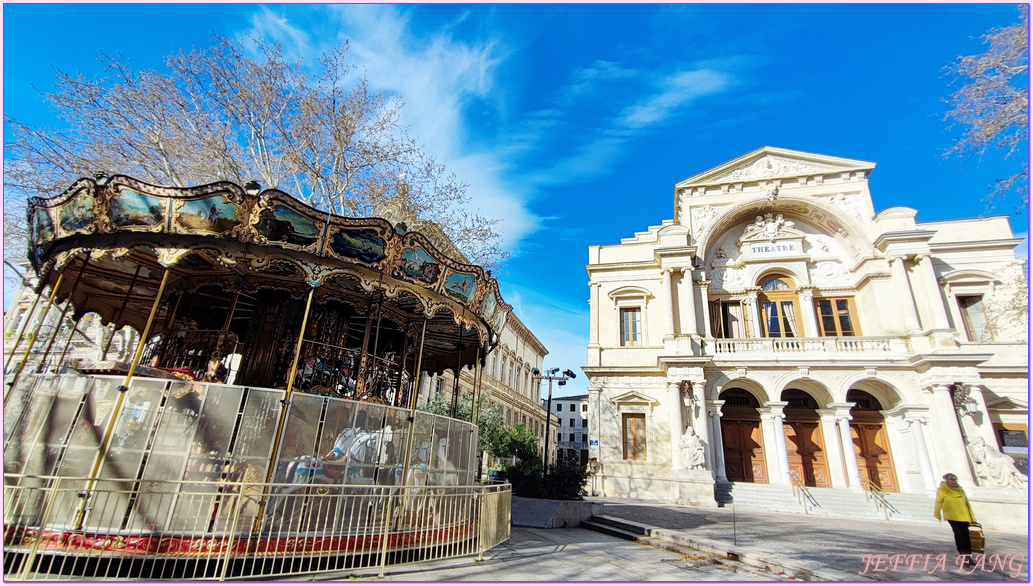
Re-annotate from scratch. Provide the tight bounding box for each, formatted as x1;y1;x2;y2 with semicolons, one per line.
74;266;170;531
5;273;65;401
251;285;317;535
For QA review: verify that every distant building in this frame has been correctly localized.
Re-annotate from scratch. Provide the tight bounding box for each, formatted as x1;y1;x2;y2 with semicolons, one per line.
419;312;558;454
584;147;1028;531
547;393;590;466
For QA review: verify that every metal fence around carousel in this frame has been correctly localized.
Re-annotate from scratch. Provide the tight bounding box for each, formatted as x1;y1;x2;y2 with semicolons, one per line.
3;373;512;580
3;475;511;581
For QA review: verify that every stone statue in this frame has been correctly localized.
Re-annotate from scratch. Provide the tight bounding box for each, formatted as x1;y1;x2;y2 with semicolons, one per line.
679;428;706;470
966;437;1028;489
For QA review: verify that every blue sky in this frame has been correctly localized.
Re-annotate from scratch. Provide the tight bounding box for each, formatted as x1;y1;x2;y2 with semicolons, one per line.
3;3;1028;398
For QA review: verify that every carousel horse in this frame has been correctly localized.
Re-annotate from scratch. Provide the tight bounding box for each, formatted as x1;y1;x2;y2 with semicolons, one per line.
323;425;395;485
395;438;460;527
269;425;395;528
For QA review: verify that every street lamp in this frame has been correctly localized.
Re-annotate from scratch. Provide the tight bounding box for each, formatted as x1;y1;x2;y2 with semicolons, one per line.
534;366;577;484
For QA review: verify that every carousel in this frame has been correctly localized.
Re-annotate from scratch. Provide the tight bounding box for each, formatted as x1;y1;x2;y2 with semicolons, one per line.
3;176;512;580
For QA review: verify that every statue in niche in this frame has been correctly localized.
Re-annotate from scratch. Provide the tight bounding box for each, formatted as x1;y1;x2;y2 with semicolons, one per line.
679;428;706;470
716;246;728;259
966;437;1028;489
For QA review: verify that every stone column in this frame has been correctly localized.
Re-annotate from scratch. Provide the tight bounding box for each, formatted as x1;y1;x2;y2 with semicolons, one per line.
690;381;710;470
588;283;601;366
760;402;791;485
588;387;602;461
668;381;684;470
889;255;922;332
707;400;727;481
923;384;975;484
817;409;849;488
680;268;698;336
698;281;713;338
745;289;762;338
906;416;937;491
797;286;819;337
661;269;675;340
833;410;863;489
914;254;951;330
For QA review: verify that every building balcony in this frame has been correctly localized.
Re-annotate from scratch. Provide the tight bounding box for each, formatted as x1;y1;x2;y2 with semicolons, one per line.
711;336;913;356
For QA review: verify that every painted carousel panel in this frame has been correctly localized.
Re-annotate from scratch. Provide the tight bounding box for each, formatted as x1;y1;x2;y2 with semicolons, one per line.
109;188;166;228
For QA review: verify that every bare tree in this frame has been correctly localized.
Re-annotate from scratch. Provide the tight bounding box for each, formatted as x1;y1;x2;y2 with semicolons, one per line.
943;5;1029;213
4;35;508;277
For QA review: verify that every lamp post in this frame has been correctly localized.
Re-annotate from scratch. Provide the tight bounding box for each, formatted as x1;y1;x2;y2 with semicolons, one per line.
534;366;577;483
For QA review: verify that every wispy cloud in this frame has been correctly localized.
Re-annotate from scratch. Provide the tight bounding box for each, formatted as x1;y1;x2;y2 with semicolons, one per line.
241;5;539;251
517;65;739;186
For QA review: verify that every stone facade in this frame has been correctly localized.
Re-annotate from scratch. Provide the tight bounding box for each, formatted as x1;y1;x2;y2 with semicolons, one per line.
584;147;1028;521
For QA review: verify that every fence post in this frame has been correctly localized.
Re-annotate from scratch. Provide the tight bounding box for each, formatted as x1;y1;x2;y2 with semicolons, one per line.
476;486;486;561
19;477;62;580
377;488;393;578
219;481;248;581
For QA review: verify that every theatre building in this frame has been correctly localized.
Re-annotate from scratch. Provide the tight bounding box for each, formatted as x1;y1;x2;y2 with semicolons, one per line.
583;147;1028;530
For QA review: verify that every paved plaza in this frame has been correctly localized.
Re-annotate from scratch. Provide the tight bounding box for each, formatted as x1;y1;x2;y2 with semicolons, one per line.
340;526;788;582
333;498;1028;582
588;499;1029;582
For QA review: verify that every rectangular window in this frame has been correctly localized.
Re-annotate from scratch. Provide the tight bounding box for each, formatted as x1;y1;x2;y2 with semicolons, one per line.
555;403;561;411
501;358;507;385
569;418;575;427
582;419;588;430
569;433;575;442
620;307;642;346
622;413;646;461
815;298;858;337
491;355;498;378
958;295;992;342
558;431;562;442
712;301;746;338
581;404;587;412
569;404;575;412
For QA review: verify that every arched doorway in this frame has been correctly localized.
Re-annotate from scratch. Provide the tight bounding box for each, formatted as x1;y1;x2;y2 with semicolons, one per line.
848;389;899;492
758;275;801;337
719;389;767;483
781;389;831;487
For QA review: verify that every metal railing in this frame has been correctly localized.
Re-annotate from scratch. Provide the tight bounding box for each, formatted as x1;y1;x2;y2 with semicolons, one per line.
788;471;820;515
859;476;897;522
3;474;511;581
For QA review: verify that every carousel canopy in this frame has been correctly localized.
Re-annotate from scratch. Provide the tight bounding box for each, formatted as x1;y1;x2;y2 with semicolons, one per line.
26;175;510;376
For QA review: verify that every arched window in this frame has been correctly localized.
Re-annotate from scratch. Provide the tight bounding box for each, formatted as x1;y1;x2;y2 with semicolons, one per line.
758;274;800;337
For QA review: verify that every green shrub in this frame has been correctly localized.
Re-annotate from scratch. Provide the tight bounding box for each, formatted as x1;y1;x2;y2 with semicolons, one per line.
544;455;590;500
508;456;545;498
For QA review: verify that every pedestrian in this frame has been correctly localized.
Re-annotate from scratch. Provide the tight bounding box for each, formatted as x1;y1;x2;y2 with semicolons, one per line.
934;472;977;564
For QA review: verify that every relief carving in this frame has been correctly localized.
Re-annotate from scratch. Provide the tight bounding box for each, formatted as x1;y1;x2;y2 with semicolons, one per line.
690;205;719;231
712;156;827;183
810;261;850;286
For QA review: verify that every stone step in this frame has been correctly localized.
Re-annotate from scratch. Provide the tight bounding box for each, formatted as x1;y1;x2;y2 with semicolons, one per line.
717;482;940;524
580;519;643;541
587;515;651;536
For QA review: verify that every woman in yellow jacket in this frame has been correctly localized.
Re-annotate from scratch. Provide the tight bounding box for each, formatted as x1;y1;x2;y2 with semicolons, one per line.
934;472;977;559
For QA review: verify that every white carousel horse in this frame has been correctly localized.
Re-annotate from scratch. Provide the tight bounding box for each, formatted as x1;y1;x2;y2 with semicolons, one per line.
323;425;395;485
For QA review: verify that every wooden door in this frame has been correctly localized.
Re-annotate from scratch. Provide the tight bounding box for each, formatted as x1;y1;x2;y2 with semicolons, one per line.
721;419;768;484
851;422;898;492
783;421;831;488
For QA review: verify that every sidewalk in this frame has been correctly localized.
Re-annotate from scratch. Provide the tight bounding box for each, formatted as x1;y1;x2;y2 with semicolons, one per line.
337;526;790;582
593;498;1030;582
